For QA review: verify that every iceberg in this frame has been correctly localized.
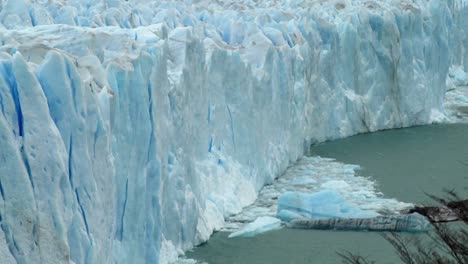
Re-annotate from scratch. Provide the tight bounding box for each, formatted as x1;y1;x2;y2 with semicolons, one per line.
0;0;466;263
277;191;380;222
228;216;282;238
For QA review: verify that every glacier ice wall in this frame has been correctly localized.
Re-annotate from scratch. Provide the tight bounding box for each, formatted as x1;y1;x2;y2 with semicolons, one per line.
0;0;467;263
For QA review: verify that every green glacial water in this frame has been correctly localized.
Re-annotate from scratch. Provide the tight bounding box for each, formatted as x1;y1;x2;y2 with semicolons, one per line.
308;124;468;204
188;124;468;264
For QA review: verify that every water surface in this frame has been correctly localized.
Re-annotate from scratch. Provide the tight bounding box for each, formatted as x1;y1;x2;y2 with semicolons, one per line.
308;124;468;204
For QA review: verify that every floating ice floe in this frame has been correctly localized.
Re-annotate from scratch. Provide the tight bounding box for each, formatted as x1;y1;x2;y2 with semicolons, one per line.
228;216;282;238
229;189;430;236
288;213;432;232
226;157;411;230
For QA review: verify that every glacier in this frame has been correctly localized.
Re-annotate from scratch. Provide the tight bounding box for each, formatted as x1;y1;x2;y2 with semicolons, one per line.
0;0;467;263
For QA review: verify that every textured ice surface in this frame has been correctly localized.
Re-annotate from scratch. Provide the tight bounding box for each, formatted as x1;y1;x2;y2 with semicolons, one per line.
228;216;282;238
288;213;432;232
0;0;467;263
277;191;380;222
445;67;468;122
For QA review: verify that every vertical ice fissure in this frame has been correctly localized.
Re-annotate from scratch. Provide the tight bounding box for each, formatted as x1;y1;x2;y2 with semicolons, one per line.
75;189;90;237
226;104;236;150
117;178;129;241
68;135;74;188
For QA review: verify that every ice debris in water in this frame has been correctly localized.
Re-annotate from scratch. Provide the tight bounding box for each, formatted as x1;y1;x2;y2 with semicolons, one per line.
277;190;380;222
226;157;411;230
228;216;282;238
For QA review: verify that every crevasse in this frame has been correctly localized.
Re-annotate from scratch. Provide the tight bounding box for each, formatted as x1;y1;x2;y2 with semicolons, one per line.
0;0;467;263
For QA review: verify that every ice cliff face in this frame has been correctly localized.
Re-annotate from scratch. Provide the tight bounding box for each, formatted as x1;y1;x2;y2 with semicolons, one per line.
0;0;467;263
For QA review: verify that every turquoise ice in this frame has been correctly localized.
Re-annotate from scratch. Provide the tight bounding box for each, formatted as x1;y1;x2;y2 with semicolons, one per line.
277;191;380;221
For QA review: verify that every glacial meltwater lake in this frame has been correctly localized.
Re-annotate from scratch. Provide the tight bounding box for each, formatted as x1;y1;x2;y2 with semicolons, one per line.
188;124;468;264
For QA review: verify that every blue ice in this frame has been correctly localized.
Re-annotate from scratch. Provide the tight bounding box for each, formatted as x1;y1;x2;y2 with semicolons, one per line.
277;190;380;222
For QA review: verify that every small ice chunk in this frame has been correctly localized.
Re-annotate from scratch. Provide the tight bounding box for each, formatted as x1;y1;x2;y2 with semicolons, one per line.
228;216;282;238
277;191;380;222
